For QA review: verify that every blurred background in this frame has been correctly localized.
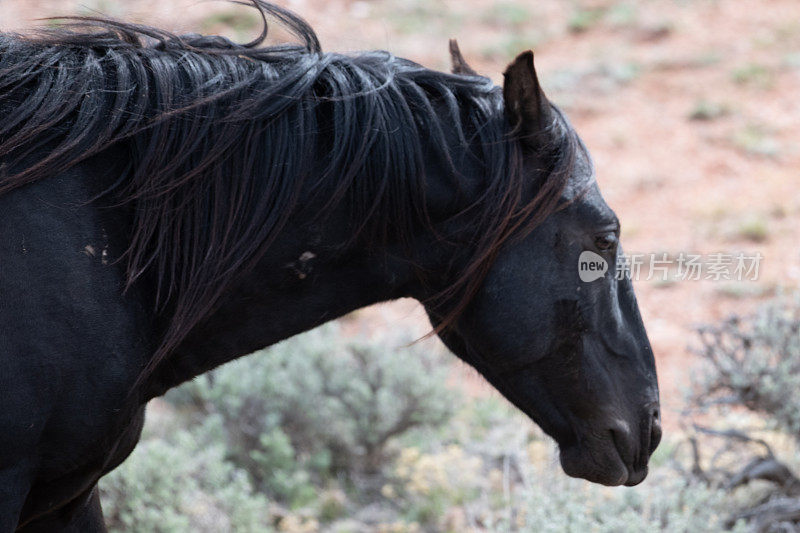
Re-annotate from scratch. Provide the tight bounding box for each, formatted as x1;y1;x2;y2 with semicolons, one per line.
2;0;799;531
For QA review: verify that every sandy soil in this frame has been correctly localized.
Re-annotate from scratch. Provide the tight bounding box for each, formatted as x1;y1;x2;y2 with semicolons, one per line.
1;0;798;430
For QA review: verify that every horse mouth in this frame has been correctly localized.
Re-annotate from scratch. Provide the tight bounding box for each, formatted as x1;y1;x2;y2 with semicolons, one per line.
558;427;656;487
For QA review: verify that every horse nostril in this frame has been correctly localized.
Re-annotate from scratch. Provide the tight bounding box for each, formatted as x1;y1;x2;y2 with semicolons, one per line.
648;408;662;454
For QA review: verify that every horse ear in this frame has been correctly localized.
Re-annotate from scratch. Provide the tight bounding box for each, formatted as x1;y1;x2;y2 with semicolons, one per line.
502;51;554;147
449;39;477;76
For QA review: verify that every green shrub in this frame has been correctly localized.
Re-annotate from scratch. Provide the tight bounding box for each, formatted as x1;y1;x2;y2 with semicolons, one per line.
568;7;605;33
508;473;747;533
732;124;781;157
102;315;785;532
693;294;800;436
688;100;730;121
167;324;457;501
100;418;272;533
481;3;531;28
731;63;774;89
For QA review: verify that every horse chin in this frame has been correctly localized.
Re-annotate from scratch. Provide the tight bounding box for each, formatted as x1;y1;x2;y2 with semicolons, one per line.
558;442;648;487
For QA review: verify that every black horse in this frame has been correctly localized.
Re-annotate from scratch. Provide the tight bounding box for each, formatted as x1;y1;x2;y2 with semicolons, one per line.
0;2;660;530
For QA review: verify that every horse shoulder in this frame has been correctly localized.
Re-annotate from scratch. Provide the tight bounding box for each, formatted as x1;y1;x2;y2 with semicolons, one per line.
0;151;151;528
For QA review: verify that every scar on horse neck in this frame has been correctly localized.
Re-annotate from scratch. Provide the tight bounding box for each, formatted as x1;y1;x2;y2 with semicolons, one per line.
286;251;316;279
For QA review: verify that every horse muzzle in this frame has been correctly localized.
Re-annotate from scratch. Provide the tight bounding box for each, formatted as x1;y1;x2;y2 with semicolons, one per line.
559;402;662;486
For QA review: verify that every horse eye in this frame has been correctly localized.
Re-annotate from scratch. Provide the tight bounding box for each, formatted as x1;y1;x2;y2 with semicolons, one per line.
594;232;617;251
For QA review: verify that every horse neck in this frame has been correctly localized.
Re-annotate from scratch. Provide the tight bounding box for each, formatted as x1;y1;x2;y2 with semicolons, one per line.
141;199;433;401
140;86;492;400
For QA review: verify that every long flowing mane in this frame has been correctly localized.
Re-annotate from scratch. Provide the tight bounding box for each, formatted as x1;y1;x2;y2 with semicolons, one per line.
0;1;575;379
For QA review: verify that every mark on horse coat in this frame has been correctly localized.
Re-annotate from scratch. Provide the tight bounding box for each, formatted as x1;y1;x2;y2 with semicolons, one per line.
286;251;316;279
101;228;110;264
83;243;109;264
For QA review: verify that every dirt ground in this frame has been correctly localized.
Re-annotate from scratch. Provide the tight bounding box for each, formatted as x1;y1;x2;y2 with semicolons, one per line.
1;0;798;430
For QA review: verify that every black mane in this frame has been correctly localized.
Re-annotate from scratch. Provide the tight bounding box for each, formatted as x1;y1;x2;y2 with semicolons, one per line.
0;1;573;377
